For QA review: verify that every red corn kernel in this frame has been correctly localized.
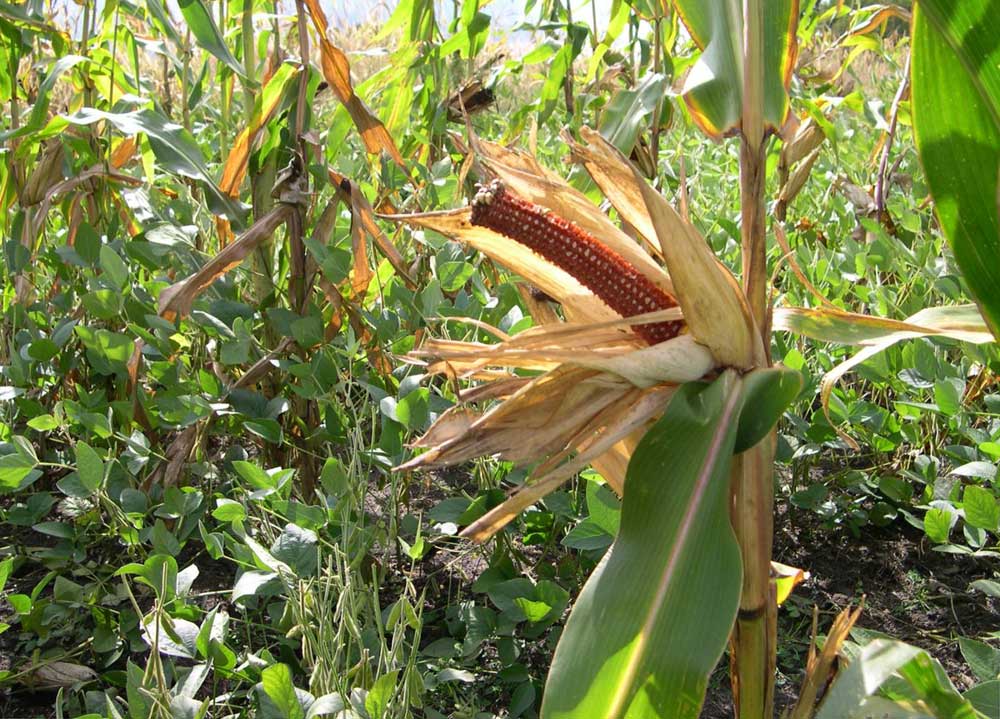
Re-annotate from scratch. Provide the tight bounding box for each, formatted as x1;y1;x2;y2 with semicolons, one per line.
470;180;682;345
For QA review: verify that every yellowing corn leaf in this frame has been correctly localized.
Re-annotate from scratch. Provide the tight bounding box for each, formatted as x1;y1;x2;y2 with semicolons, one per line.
219;62;301;198
304;0;405;168
674;0;798;138
774;304;995;445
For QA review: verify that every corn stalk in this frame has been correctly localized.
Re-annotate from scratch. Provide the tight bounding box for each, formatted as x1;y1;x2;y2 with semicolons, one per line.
731;1;776;717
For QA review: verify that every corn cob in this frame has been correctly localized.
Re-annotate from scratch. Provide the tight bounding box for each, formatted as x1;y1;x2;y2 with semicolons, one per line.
470;179;682;345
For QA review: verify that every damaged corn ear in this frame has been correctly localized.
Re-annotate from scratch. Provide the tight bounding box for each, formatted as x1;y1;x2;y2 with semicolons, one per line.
470;179;683;345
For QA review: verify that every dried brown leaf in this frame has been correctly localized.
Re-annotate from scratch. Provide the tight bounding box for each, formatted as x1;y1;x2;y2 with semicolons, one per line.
304;0;405;168
570;127;759;367
158;204;293;321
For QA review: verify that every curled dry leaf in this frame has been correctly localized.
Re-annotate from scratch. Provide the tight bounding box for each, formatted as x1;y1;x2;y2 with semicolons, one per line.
303;0;405;168
778;117;826;182
26;661;98;690
770;561;808;606
329;169;415;289
158;204;294;321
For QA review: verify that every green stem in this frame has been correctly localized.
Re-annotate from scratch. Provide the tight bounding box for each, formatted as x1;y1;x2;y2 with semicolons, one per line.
241;0;256;119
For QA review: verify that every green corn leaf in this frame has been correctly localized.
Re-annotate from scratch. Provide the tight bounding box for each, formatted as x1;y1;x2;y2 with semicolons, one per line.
911;0;1000;339
673;0;797;137
49;108;249;227
177;0;250;81
541;371;745;718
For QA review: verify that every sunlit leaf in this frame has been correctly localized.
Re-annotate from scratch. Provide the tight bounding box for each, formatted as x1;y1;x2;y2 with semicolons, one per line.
303;0;405;167
911;0;1000;338
542;372;745;719
774;304;995;446
52;108;249;226
177;0;249;80
673;0;797;137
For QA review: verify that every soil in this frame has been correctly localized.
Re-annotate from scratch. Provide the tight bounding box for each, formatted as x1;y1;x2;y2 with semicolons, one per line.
700;502;1000;718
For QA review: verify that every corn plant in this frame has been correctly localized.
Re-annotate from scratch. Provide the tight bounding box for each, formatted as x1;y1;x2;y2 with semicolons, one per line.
391;0;1000;717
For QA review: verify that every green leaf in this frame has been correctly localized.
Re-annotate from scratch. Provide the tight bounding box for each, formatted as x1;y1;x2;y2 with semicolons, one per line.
436;260;476;293
674;0;797;137
81;289;123;320
74;442;104;494
735;366;803;452
965;679;1000;717
0;451;39;493
959;637;1000;683
270;524;318;576
935;377;965;416
260;663;304;719
541;372;745;718
27;414;59;431
585;480;621;536
244;419;283;444
144;0;181;45
365;671;400;719
911;0;1000;338
395;388;430;431
817;639;924;719
177;0;249;80
598;73;669;157
514;597;554;623
971;579;1000;598
99;245;130;290
963;485;1000;532
0;557;12;594
924;507;954;544
212;499;246;523
562;520;614;551
54;108;249;226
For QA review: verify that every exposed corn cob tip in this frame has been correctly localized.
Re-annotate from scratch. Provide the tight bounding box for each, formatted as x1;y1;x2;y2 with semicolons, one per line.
470;179;684;345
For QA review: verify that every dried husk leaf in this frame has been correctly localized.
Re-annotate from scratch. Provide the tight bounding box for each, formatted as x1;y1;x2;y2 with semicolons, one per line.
159;205;293;320
778;118;826;179
391;209;618;324
411;310;699;385
472;137;676;295
331;169;415;288
775;304;996;448
461;385;675;541
398;366;626;469
639;180;759;368
570;127;759;367
778;147;821;210
22;141;65;206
